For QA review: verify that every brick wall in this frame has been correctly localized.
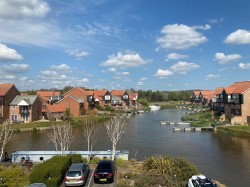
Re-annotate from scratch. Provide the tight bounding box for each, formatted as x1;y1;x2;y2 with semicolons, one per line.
0;86;20;124
59;97;81;117
64;88;89;110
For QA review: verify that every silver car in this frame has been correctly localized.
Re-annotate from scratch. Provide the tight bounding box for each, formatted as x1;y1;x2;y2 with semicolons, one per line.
64;163;90;186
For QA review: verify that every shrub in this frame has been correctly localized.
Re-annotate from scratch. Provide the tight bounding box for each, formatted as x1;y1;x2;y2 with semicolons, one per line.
29;156;71;186
89;157;101;164
143;156;197;186
0;167;29;187
69;154;82;163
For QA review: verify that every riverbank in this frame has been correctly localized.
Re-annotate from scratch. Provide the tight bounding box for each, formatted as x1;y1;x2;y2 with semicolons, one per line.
216;125;250;137
10;115;109;132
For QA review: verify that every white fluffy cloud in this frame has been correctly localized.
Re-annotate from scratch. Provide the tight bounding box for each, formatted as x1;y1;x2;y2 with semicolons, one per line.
0;43;23;61
214;53;241;64
67;49;89;59
50;64;72;74
225;29;250;44
0;0;50;19
239;63;250;69
101;52;148;68
107;68;117;72
157;24;208;50
206;74;220;80
170;61;200;74
165;53;189;61
117;72;130;75
155;69;173;77
2;64;29;73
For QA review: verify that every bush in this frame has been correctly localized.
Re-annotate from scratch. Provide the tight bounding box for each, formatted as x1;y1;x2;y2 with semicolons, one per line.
0;167;29;187
143;156;197;186
89;157;101;164
69;154;82;163
29;156;71;186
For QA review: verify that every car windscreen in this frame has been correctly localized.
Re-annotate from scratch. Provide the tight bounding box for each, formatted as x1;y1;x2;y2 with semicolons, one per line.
67;171;82;177
96;163;112;172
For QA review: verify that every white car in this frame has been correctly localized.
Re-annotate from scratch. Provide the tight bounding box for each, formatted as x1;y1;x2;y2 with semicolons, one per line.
188;175;218;187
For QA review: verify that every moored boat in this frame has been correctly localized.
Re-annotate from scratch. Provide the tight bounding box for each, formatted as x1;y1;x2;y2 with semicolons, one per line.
149;104;161;111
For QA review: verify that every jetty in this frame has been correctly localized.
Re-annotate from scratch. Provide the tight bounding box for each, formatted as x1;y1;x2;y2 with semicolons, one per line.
160;121;190;125
173;127;214;132
11;150;129;163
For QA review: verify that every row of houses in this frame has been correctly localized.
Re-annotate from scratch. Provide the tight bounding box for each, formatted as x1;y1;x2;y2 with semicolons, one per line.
190;81;250;125
0;84;139;124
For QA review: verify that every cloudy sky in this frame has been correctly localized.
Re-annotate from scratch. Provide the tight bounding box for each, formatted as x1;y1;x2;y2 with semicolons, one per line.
1;0;250;91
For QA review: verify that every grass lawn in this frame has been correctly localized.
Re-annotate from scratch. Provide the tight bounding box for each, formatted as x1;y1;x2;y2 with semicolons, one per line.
217;125;250;137
10;115;109;131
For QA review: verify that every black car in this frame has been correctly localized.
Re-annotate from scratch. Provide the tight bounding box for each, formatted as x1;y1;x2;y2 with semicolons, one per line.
94;160;115;183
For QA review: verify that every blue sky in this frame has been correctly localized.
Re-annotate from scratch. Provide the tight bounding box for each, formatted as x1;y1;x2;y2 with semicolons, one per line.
1;0;250;91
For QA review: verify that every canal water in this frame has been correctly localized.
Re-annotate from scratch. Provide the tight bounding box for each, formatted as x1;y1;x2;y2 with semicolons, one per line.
7;109;250;187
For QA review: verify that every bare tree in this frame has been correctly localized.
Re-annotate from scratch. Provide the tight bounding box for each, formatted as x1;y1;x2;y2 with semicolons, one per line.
82;116;97;161
0;121;14;160
104;115;127;160
48;121;74;156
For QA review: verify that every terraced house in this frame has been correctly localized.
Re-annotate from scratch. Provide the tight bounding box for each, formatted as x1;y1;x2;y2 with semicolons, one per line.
211;81;250;125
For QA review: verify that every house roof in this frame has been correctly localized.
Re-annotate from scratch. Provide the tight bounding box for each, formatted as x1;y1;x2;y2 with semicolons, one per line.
93;90;109;98
111;90;126;96
46;103;67;113
0;84;15;96
10;95;38;106
200;90;214;100
57;95;84;104
193;91;200;96
63;87;92;97
36;91;61;97
227;81;250;94
213;87;224;95
128;92;138;100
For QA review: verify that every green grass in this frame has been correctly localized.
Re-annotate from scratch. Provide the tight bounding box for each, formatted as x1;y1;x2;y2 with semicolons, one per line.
181;111;214;127
217;126;250;137
10;115;109;130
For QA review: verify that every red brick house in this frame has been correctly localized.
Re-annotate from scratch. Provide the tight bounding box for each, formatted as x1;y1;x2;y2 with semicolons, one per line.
63;87;92;111
36;90;61;104
56;95;84;117
0;84;20;124
9;95;42;123
92;90;112;108
46;103;67;121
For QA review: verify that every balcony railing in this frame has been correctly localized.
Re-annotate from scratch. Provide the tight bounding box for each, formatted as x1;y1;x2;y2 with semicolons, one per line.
19;109;29;114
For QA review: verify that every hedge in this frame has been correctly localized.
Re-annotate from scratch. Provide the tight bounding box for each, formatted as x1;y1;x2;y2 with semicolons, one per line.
29;156;71;187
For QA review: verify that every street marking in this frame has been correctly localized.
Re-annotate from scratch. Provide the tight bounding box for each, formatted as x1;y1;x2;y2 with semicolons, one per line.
87;169;94;187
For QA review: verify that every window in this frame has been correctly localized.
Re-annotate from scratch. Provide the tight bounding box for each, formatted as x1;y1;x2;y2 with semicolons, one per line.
105;95;111;100
123;95;128;99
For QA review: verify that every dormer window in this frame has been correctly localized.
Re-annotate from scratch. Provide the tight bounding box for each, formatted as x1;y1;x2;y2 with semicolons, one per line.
105;95;111;100
123;94;128;99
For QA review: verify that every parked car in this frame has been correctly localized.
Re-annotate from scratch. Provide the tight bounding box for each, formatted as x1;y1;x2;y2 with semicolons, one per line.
94;160;115;183
188;175;218;187
64;163;90;186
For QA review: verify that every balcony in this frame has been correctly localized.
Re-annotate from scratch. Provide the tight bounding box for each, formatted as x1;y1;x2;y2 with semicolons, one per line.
19;109;29;115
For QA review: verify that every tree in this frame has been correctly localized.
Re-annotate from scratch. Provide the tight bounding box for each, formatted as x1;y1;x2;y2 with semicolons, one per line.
104;115;127;160
82;116;96;161
0;121;14;160
47;122;74;156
